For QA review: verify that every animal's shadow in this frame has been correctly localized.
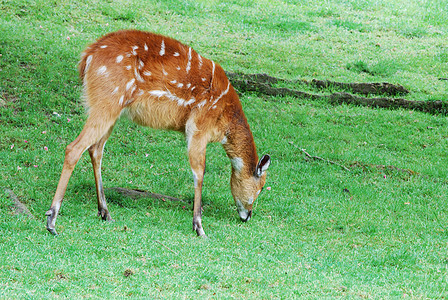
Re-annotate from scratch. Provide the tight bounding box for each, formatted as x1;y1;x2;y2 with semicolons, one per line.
68;183;233;223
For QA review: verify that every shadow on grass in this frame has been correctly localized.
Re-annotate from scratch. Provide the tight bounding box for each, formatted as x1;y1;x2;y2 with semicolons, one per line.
67;183;223;224
104;186;196;209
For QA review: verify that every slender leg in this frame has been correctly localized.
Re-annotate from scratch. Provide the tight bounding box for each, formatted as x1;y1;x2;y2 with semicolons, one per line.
188;135;208;237
45;115;117;235
88;125;114;221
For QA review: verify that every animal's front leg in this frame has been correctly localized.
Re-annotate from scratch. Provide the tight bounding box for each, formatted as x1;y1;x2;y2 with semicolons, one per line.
192;174;206;237
187;132;208;237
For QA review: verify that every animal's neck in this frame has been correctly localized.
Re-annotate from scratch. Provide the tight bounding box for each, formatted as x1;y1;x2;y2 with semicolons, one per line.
222;107;258;177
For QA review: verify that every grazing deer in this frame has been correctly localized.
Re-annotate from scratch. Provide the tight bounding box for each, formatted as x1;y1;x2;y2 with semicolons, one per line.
45;30;271;237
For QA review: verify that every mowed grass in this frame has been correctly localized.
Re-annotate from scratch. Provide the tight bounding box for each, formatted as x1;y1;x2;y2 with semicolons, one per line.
1;0;448;298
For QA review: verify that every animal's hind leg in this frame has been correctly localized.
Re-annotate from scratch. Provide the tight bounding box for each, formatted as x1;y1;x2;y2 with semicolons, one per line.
46;111;119;235
88;125;115;221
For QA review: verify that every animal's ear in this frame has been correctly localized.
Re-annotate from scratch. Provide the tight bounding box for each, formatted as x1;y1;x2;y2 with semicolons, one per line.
255;154;271;178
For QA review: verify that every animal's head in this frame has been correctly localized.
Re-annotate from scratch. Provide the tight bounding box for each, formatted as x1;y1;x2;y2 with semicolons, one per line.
230;154;271;222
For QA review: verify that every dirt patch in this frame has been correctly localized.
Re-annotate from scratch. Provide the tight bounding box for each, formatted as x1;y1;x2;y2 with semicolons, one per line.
227;72;409;96
6;189;34;218
0;92;18;107
226;72;447;115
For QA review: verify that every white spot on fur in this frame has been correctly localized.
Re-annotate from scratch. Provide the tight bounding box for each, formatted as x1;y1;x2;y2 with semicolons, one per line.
143;70;152;76
177;83;184;88
100;45;108;49
119;95;124;106
186;47;192;73
173;52;180;57
131;45;138;55
159;40;165;56
126;78;136;91
220;136;227;144
125;99;134;106
210;61;215;89
231;157;244;172
148;90;165;98
97;66;108;76
85;55;93;73
144;43;148;51
197;100;206;108
184;97;196;106
198;54;203;69
163;69;168;76
138;60;145;70
149;89;195;107
209;81;230;110
112;86;119;95
185;118;198;150
116;55;123;63
201;78;206;82
176;66;181;70
170;80;177;84
136;89;144;96
134;68;144;83
125;65;132;70
186;83;191;88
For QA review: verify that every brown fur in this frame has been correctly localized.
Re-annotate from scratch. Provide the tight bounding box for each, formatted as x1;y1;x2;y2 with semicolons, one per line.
46;30;270;237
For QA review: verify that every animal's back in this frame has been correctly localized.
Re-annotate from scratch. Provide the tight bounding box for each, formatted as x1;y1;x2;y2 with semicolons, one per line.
79;30;234;131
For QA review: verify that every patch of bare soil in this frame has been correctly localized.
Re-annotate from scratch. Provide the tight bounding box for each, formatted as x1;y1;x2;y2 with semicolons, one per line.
226;72;447;115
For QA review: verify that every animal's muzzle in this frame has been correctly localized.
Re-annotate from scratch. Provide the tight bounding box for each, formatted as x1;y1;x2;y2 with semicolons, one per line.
240;210;252;222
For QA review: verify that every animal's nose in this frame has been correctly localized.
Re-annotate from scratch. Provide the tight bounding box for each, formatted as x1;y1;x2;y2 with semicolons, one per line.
240;210;252;222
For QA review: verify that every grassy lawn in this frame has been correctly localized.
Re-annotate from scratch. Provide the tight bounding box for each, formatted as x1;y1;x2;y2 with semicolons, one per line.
1;0;448;298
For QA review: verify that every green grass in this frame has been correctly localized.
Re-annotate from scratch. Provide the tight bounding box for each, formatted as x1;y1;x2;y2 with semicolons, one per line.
347;59;402;77
1;0;448;298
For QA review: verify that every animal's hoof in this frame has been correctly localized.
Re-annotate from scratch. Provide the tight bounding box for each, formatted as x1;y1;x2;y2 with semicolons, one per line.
196;231;207;238
45;208;58;235
193;217;207;237
98;209;113;221
46;227;58;236
194;226;207;237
